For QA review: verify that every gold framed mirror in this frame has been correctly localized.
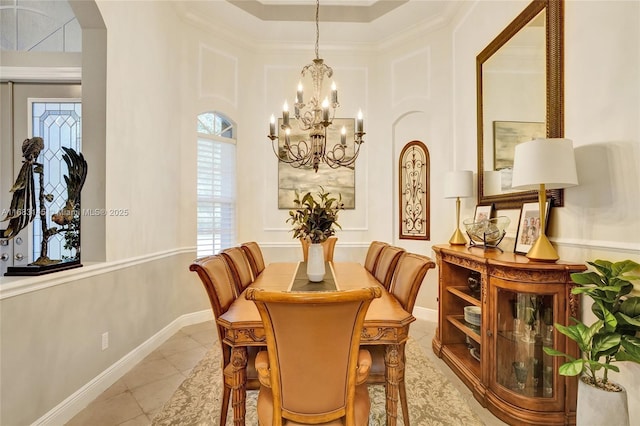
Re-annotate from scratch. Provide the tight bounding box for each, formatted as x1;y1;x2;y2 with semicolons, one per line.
477;0;564;209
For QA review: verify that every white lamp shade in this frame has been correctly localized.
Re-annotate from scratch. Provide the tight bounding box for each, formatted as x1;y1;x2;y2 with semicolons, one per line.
511;138;578;190
483;170;502;196
444;170;474;199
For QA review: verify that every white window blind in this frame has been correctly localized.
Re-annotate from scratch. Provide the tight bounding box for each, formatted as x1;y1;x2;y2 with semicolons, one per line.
196;112;236;257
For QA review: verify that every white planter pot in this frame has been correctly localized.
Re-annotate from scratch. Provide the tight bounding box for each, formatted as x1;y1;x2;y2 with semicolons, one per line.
306;243;325;282
577;378;629;426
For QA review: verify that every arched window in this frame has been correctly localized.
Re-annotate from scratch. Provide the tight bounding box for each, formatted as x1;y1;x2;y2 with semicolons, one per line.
196;112;236;256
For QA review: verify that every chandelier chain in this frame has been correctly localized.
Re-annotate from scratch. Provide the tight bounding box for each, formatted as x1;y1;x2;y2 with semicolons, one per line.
315;0;320;59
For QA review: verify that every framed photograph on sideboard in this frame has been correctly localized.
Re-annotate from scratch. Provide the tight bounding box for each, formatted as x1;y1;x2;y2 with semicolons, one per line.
474;204;494;222
514;201;551;255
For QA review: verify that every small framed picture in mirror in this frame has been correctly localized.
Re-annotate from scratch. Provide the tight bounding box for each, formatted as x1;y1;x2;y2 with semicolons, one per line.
474;204;494;222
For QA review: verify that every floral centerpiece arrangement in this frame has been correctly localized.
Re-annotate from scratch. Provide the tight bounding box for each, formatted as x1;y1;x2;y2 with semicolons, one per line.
286;187;343;243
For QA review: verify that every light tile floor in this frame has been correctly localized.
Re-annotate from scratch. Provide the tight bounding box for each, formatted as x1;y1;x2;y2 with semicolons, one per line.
66;319;506;425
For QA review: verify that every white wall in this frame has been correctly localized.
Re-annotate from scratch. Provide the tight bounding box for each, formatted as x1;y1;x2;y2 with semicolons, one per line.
98;1;185;260
0;3;210;425
564;2;639;416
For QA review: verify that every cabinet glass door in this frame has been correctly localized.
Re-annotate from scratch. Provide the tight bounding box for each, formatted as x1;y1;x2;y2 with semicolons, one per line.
495;288;555;398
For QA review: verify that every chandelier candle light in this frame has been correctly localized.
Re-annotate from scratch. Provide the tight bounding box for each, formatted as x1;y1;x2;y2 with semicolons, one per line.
267;0;365;172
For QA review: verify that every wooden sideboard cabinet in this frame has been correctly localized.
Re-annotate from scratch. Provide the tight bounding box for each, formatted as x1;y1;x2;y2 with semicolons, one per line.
432;244;587;426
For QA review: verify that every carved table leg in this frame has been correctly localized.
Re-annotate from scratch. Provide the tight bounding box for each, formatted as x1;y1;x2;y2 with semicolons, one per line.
385;344;402;426
225;347;248;426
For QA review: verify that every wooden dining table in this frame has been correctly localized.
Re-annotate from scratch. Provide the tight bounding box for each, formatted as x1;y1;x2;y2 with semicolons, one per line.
217;261;415;426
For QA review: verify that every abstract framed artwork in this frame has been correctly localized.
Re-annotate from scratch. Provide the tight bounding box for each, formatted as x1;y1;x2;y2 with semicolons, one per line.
514;201;551;254
277;118;356;209
493;121;545;191
399;140;430;240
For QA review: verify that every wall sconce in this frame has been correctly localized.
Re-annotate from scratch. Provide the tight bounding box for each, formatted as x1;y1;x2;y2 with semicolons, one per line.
511;138;578;262
444;170;474;245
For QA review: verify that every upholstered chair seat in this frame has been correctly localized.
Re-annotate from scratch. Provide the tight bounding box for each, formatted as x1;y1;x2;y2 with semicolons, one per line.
246;287;381;426
189;255;262;425
254;350;372;426
365;252;435;425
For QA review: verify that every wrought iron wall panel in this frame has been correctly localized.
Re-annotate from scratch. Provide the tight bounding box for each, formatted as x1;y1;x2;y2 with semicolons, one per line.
399;140;430;240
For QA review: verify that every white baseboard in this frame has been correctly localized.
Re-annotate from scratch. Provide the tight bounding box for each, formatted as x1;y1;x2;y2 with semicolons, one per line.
33;309;213;426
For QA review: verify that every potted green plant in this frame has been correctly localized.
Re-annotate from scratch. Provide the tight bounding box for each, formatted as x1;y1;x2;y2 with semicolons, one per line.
286;187;343;281
543;259;640;426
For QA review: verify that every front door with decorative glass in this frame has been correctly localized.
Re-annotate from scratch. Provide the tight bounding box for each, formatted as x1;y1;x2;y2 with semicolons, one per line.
0;83;82;276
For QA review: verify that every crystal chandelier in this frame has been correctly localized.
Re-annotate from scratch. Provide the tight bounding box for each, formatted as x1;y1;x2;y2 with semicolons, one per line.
267;0;365;173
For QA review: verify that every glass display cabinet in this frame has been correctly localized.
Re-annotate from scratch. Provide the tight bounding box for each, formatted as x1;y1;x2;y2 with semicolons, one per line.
432;245;586;425
495;291;555;397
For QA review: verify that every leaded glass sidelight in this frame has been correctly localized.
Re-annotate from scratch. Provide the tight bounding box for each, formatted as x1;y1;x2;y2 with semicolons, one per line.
31;100;82;262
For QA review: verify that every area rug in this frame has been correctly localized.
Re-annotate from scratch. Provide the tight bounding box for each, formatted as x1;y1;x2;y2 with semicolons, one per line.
152;339;484;425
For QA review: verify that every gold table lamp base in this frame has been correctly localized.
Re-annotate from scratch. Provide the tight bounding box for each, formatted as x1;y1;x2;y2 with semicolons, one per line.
449;228;467;245
526;234;559;262
449;197;467;245
525;183;559;262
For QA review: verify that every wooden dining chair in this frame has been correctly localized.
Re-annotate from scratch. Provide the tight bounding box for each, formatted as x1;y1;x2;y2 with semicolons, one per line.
366;252;435;425
220;246;255;296
300;236;337;262
373;245;406;290
246;287;381;426
189;255;262;426
241;241;266;278
364;241;389;274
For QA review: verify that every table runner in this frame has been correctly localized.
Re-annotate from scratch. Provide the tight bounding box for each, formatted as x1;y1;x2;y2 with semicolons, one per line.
288;261;338;291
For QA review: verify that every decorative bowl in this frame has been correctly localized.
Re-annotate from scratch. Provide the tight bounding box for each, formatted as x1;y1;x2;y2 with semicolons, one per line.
463;216;510;246
464;306;481;327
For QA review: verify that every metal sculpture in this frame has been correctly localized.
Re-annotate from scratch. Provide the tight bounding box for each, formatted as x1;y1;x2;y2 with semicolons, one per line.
2;137;87;274
2;137;44;239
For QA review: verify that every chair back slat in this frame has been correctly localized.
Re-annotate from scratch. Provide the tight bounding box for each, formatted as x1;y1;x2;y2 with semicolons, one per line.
373;246;406;290
364;241;389;273
221;247;254;295
389;253;436;313
241;241;266;277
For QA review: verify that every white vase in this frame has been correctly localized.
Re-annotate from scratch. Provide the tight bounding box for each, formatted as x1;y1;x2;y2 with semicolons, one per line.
577;378;629;426
306;243;325;282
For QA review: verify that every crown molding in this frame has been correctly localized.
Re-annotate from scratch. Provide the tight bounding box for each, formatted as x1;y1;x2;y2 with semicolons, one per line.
0;66;81;83
226;0;408;23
